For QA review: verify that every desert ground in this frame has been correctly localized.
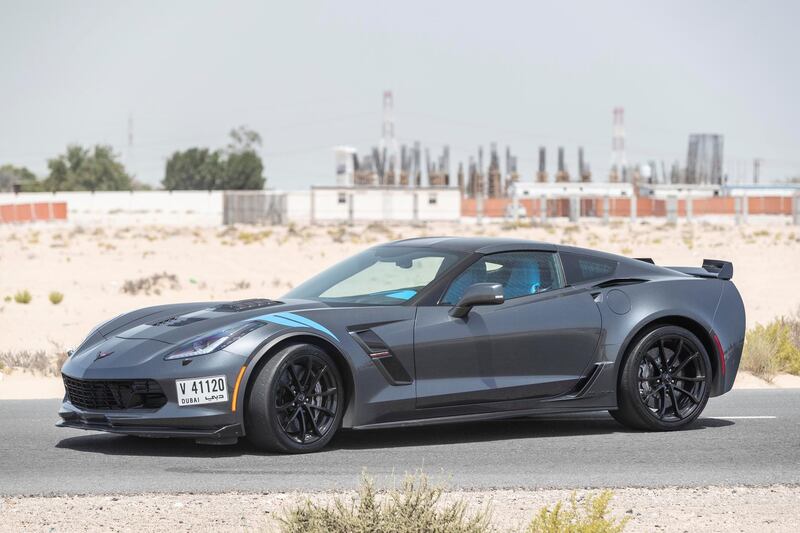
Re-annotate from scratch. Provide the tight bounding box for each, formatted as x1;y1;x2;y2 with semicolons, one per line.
2;485;799;532
2;217;799;396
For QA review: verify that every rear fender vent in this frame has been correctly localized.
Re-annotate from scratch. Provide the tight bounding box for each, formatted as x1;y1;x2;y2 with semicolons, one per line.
349;329;412;385
213;299;281;312
593;278;647;289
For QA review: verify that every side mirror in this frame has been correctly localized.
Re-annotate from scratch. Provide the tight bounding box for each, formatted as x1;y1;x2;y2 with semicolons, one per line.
449;283;504;318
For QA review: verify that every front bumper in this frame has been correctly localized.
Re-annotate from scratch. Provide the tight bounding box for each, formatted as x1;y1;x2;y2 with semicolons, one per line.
57;400;244;440
59;343;248;440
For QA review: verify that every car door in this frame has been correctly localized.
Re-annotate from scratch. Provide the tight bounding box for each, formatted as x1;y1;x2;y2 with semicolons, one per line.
413;251;602;408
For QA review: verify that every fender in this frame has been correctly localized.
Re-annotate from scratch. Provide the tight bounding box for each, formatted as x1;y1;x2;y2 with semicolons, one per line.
612;309;718;392
231;329;359;431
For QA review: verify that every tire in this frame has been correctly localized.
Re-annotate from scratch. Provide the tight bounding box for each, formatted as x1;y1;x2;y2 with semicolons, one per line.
611;325;711;431
245;343;344;453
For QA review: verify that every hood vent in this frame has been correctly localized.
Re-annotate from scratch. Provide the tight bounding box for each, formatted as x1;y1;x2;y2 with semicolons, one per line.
213;299;281;313
148;316;207;327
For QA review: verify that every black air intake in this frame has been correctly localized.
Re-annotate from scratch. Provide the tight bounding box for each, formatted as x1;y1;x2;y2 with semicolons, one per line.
63;375;167;410
350;329;412;385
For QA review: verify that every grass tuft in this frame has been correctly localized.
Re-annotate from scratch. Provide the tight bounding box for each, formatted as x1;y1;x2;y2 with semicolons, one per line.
279;472;490;533
14;290;32;304
526;491;629;533
49;291;64;305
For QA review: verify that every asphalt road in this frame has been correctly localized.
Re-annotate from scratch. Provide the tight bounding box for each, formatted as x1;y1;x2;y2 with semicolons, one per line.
1;390;798;496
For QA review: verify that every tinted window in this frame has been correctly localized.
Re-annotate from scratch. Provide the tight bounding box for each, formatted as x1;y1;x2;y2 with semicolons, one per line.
560;252;617;284
442;252;563;304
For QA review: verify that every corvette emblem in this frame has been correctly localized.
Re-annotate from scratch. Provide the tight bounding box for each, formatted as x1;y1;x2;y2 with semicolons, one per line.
95;350;114;360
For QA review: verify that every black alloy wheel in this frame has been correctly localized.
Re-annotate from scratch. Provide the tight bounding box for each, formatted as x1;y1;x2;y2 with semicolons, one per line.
275;354;339;445
637;334;708;422
611;325;712;431
246;343;344;453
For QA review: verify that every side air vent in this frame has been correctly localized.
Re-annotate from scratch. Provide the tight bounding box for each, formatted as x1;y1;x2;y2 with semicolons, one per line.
213;299;281;312
593;278;647;289
349;329;412;385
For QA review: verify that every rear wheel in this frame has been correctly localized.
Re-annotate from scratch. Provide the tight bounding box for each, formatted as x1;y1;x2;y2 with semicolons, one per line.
246;343;344;453
611;325;711;431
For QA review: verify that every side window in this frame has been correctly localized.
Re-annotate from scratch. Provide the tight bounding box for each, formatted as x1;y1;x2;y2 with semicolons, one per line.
560;252;617;285
442;251;564;304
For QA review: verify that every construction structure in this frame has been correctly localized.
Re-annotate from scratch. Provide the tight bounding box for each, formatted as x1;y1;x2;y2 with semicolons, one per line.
536;147;548;183
609;107;626;182
686;134;724;185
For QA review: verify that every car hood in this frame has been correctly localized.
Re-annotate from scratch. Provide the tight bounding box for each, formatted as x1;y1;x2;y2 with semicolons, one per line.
104;298;331;346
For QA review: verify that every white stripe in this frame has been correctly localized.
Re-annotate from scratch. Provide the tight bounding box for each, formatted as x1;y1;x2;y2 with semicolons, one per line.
714;415;777;419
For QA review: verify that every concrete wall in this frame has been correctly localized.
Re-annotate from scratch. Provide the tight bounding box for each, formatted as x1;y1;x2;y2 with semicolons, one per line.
0;188;462;226
0;191;223;226
308;187;460;223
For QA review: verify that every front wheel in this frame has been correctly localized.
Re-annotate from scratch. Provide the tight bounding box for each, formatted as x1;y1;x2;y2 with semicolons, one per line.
246;343;344;453
611;325;711;431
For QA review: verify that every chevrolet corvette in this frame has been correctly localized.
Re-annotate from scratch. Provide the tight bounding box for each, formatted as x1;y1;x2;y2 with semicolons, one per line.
59;237;745;453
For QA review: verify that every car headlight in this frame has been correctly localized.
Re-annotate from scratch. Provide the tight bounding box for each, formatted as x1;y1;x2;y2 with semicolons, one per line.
164;321;263;360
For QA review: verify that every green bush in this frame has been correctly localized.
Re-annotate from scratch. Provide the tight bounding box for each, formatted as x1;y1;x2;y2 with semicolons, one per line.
14;290;31;304
49;291;64;305
526;491;629;533
279;473;490;533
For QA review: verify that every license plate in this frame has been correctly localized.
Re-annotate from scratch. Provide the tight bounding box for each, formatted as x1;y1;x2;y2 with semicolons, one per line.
176;375;228;406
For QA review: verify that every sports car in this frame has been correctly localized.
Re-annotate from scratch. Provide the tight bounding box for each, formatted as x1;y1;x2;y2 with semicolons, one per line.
59;237;745;453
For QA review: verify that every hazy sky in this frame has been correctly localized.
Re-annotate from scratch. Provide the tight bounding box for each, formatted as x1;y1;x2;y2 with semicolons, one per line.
2;0;798;189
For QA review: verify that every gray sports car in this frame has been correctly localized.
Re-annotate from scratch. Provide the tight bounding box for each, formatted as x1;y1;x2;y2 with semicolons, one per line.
59;237;745;453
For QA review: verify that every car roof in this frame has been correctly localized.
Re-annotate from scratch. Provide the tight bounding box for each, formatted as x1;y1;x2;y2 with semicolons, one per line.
387;236;557;253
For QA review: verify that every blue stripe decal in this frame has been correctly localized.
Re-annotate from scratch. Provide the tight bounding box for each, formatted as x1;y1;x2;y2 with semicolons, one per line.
273;312;339;341
385;289;417;300
254;314;307;329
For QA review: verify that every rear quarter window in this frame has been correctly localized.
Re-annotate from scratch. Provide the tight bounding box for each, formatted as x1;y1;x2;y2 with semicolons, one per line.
560;252;617;284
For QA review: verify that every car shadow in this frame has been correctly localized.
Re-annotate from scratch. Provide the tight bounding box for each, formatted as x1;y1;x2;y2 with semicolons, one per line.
54;414;734;458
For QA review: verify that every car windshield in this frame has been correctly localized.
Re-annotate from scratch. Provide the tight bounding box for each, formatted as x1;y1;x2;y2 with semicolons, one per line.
283;246;465;306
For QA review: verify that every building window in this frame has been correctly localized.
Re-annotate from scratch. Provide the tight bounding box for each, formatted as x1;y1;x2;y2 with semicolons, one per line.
338;193;347;204
428;194;437;205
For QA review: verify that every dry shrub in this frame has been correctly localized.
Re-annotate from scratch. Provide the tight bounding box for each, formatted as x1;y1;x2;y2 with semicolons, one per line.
49;291;64;305
743;313;800;380
231;280;251;290
0;350;62;376
237;229;272;244
742;329;781;381
279;473;490;533
526;491;628;533
122;273;180;296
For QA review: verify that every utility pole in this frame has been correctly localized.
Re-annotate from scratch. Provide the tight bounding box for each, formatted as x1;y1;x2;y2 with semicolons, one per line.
753;158;762;185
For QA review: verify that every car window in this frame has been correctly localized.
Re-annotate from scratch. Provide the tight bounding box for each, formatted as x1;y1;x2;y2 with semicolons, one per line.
560;252;617;284
441;251;563;304
284;246;465;306
321;255;445;299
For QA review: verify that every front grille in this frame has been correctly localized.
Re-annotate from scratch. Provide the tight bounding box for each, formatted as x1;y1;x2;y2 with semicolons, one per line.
63;375;167;410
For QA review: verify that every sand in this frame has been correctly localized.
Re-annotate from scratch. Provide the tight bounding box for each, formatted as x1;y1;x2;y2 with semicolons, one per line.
1;486;799;532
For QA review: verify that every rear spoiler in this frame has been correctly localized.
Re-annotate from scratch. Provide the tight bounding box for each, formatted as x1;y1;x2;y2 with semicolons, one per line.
635;257;733;280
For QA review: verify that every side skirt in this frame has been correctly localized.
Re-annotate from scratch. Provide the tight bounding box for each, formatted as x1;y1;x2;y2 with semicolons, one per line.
350;405;615;431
